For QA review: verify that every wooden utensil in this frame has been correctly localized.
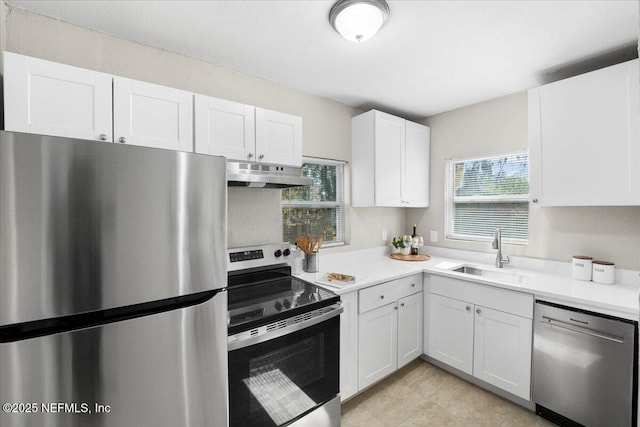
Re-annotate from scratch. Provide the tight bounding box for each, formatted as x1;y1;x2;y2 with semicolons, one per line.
297;236;310;254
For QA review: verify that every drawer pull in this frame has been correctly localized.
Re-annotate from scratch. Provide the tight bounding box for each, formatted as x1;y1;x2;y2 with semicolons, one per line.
411;283;415;287
379;295;385;300
476;308;482;314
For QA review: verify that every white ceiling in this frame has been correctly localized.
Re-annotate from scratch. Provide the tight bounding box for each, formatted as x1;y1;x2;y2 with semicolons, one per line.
6;0;639;119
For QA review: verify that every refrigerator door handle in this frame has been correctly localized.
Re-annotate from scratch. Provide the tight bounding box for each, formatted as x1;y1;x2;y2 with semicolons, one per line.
0;289;223;344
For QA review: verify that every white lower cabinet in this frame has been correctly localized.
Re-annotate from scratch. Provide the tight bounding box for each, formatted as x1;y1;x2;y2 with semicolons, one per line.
473;305;532;399
357;274;423;391
358;302;398;388
397;292;424;368
339;291;359;401
428;294;474;374
428;275;533;400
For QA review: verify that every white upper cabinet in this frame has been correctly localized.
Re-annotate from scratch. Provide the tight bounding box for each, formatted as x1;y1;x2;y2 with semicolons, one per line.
194;96;302;166
4;51;113;142
4;52;195;152
352;110;430;207
113;77;193;151
404;121;431;206
255;108;302;166
194;95;255;160
528;59;640;206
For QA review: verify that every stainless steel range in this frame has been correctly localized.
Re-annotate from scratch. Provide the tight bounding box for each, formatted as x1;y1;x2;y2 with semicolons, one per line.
226;243;342;427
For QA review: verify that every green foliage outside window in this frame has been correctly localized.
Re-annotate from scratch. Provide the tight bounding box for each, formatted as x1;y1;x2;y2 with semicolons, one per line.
282;161;344;245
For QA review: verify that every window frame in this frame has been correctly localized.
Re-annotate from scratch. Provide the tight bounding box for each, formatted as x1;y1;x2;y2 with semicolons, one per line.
444;150;529;246
282;156;346;248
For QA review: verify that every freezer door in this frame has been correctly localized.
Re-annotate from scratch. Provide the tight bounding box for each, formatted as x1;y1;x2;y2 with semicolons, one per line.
0;292;228;427
0;131;227;325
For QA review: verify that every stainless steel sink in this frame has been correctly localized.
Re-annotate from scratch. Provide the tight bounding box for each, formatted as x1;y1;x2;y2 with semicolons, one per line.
451;265;529;284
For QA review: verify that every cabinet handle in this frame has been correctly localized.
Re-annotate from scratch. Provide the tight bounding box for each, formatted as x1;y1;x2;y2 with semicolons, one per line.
411;283;415;287
98;134;108;141
401;302;405;307
247;153;254;159
118;137;127;144
476;308;481;314
532;198;538;203
394;305;398;310
379;295;385;300
466;305;471;311
258;154;265;160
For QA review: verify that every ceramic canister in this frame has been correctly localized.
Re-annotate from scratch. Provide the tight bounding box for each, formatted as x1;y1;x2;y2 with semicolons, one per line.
592;261;615;284
572;256;593;281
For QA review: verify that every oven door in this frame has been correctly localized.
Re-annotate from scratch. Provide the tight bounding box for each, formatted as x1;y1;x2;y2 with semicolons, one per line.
228;307;341;427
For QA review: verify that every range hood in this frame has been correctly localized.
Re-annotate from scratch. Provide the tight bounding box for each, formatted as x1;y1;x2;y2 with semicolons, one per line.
227;161;313;189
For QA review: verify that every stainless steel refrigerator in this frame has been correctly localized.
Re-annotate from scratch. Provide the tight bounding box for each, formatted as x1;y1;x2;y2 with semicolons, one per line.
0;131;228;427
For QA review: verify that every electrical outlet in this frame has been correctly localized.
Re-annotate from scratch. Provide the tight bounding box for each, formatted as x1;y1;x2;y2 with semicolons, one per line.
430;230;438;242
382;229;387;241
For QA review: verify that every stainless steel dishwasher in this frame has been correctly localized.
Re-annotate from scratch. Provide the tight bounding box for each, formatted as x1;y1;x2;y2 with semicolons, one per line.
533;301;637;427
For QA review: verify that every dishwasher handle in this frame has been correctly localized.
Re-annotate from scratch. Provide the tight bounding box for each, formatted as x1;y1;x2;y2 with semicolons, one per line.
541;315;624;344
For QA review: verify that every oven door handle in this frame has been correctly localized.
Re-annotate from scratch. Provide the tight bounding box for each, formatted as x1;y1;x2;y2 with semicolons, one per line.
228;303;343;351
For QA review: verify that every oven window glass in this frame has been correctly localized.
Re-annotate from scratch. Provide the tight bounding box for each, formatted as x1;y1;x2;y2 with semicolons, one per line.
228;316;339;426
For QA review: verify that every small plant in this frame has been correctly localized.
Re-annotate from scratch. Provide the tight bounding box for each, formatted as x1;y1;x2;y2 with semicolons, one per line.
391;236;405;249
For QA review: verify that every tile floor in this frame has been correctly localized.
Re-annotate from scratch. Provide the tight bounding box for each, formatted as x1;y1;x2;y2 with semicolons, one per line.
341;359;555;427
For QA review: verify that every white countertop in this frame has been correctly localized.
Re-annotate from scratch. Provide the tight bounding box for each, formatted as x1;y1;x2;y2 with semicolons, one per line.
296;246;640;321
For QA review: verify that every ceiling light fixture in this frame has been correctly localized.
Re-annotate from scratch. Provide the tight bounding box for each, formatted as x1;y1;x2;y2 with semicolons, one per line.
329;0;390;43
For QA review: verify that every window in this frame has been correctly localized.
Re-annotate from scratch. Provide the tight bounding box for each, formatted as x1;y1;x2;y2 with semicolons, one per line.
445;151;529;244
282;158;345;247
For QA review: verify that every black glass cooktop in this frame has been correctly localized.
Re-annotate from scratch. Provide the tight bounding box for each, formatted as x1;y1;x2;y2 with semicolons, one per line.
227;266;339;335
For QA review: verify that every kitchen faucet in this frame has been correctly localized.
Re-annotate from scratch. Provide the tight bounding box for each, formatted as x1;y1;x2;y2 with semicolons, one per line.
492;228;510;268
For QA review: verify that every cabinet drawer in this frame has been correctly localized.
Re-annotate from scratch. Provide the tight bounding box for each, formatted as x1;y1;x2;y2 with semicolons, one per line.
431;275;533;318
394;274;423;300
359;274;422;314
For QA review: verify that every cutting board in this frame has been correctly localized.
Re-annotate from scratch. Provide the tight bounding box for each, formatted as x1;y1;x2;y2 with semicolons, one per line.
389;253;431;262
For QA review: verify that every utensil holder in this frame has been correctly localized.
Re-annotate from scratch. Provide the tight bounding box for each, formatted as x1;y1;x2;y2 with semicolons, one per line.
304;253;319;273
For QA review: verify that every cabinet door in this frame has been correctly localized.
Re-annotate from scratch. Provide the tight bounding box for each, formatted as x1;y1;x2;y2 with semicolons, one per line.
473;306;532;400
339;292;359;401
358;303;397;389
255;108;302;166
397;292;423;369
4;52;113;142
428;294;474;375
113;77;193;152
529;59;640;206
403;121;430;207
373;111;404;206
194;95;255;160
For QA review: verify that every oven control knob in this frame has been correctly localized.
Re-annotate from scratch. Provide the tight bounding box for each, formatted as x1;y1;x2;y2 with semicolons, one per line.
283;248;291;257
283;299;291;309
274;249;282;258
275;301;283;311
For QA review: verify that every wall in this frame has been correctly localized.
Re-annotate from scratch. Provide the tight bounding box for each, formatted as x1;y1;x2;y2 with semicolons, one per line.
0;3;406;251
406;92;640;270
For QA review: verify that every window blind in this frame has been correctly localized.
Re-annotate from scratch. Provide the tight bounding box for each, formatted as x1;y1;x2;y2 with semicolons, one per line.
446;152;529;243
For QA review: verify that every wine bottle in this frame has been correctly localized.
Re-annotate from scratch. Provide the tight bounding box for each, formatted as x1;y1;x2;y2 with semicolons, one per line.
411;224;419;255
